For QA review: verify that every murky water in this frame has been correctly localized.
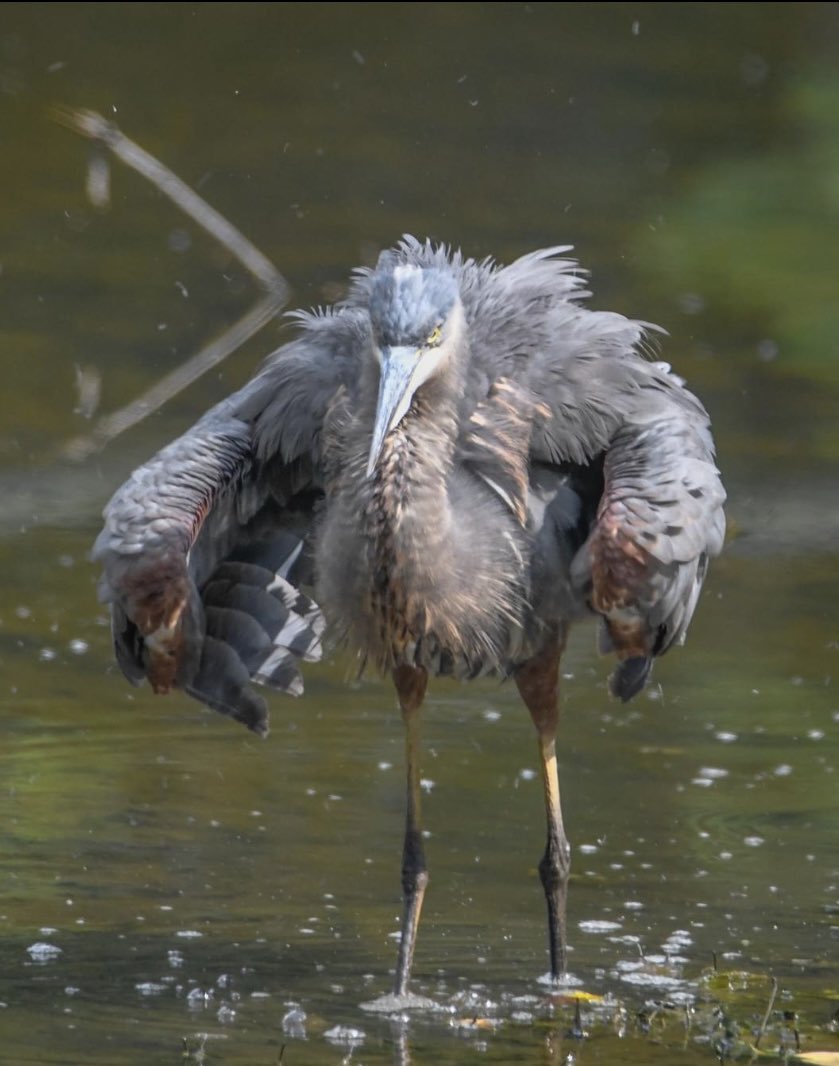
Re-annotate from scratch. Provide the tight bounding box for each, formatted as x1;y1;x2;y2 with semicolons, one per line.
2;5;839;1063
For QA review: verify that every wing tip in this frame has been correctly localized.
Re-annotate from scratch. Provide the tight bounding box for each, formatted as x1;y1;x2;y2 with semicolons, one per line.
610;656;652;702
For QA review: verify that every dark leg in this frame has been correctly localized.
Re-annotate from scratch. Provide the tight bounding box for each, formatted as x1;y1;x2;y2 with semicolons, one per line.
393;663;429;997
515;627;570;981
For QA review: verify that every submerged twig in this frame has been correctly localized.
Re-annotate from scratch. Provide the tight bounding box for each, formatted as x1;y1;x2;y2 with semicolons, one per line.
753;975;778;1050
53;106;289;459
54;107;285;292
61;291;279;461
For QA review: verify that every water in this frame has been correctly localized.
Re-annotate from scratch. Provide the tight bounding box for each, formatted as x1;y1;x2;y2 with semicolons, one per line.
2;4;839;1062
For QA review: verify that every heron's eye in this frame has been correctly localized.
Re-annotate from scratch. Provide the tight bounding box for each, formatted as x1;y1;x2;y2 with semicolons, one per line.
425;326;442;348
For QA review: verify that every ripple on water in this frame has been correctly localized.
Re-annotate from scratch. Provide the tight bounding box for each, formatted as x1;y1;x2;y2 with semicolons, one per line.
619;971;689;992
536;970;584;988
360;991;445;1013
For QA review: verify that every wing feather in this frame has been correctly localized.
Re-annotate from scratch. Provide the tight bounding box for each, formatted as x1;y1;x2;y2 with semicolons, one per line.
93;316;359;733
570;400;725;698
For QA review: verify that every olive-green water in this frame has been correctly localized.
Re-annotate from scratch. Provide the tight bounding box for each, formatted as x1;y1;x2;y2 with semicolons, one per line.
2;4;838;1063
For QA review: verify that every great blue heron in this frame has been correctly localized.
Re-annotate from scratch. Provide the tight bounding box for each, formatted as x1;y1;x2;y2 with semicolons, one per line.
94;236;725;994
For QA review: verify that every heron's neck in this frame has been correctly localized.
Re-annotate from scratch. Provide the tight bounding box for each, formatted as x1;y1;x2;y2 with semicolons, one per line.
364;370;464;639
371;380;459;534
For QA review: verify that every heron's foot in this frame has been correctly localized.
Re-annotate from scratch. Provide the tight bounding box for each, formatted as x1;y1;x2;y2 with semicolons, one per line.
394;864;428;997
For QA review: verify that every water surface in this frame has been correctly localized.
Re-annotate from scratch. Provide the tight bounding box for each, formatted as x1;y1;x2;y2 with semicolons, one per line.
1;5;838;1063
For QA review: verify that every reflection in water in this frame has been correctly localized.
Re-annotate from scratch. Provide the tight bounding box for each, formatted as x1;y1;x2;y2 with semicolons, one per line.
1;3;838;1064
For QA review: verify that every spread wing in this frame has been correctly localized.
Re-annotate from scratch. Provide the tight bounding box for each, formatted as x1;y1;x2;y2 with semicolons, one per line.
93;311;364;735
569;369;726;699
454;244;725;699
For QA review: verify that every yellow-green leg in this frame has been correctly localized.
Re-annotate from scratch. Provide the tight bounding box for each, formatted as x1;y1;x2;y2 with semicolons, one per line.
515;629;570;980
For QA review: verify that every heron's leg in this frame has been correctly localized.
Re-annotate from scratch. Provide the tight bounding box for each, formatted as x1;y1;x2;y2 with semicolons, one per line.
515;627;570;981
393;663;429;997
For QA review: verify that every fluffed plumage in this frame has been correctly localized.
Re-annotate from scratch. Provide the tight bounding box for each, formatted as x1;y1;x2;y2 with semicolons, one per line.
94;236;725;733
94;235;726;991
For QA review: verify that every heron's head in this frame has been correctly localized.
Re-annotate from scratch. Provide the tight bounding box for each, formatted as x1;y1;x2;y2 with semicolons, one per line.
367;261;465;475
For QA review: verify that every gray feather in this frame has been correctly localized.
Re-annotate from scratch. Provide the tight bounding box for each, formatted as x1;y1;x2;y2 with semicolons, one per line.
94;235;724;726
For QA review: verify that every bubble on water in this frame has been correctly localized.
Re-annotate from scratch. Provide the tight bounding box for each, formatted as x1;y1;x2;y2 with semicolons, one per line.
664;930;693;950
136;982;167;996
27;942;62;962
186;986;211;1008
324;1025;366;1048
620;971;687;991
579;919;622;933
360;991;444;1012
282;1006;307;1038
